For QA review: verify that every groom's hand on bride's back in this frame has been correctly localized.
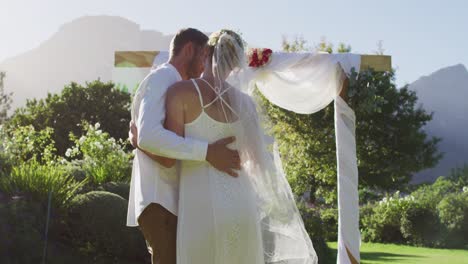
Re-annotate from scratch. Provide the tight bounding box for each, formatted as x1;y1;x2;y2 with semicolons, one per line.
129;120;138;148
206;137;241;177
130;120;240;176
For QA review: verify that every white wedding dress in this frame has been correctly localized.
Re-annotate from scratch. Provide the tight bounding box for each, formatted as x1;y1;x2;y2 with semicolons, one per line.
176;79;265;264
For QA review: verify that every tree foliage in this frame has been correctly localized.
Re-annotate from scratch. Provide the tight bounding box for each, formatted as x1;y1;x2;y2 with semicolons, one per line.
261;37;442;204
0;72;12;124
8;80;131;155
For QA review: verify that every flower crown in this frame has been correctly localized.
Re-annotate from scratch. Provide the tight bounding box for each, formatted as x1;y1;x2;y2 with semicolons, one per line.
208;29;244;48
208;30;273;68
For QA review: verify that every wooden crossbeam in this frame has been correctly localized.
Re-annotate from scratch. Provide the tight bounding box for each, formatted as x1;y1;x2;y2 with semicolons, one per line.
114;51;392;72
115;51;160;68
360;55;392;72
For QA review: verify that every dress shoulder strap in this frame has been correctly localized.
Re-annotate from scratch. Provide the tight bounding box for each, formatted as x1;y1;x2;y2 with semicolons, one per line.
190;79;205;110
198;78;239;118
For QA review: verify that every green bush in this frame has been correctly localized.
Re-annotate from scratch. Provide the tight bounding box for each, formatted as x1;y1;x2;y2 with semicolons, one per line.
0;197;147;264
0;151;11;178
63;162;87;182
400;202;442;247
8;80;131;156
359;203;374;233
98;181;130;200
67;122;132;186
298;203;334;264
0;160;85;208
449;165;468;189
320;208;338;242
360;185;468;249
411;177;457;209
0;198;45;263
0;126;11;177
258;67;441;205
0;125;57;165
437;191;468;248
358;187;383;204
67;191;147;260
360;192;411;243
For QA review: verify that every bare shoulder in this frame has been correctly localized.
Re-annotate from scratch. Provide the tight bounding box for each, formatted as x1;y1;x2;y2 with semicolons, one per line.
166;80;198;103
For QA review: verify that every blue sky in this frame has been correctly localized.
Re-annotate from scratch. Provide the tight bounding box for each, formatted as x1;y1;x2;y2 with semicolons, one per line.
1;0;467;87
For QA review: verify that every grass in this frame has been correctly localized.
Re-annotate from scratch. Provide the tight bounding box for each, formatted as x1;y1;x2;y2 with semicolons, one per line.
0;161;85;208
327;242;468;264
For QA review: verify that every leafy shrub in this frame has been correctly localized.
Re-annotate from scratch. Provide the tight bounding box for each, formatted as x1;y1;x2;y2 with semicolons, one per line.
62;162;87;182
411;177;456;209
67;122;132;185
360;184;468;248
448;165;468;189
298;203;334;264
437;191;468;248
400;202;442;247
0;196;146;264
0;151;11;178
8;80;131;156
359;203;374;232
0;125;11;177
0;125;57;165
258;68;441;206
360;192;411;243
0;198;45;263
0;160;85;208
320;208;338;241
67;191;146;259
97;181;130;200
358;187;383;205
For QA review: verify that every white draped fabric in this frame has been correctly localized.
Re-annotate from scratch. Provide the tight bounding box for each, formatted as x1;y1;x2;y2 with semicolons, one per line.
152;51;361;264
244;52;359;113
245;52;361;264
335;97;360;264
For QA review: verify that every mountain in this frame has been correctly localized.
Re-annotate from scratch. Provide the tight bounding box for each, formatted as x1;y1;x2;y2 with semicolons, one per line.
409;64;468;183
0;15;174;110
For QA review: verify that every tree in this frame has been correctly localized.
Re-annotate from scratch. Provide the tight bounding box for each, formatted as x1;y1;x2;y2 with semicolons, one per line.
260;37;442;204
8;80;131;155
373;40;385;55
448;164;468;189
0;72;12;124
282;35;310;52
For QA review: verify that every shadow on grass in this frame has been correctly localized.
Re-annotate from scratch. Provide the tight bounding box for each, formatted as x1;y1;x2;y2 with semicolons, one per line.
361;252;423;263
327;246;423;264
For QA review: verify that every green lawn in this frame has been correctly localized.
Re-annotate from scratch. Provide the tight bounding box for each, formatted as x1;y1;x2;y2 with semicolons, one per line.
327;242;468;264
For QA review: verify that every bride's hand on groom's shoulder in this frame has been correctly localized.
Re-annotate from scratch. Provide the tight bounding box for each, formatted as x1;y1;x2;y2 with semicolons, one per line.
206;137;241;178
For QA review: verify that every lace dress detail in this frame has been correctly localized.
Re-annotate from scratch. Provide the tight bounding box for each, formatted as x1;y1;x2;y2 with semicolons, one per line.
176;79;264;264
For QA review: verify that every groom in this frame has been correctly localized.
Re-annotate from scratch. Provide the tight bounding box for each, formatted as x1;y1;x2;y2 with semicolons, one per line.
126;28;241;264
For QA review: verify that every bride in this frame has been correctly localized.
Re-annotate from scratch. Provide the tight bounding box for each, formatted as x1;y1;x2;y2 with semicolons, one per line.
157;29;318;264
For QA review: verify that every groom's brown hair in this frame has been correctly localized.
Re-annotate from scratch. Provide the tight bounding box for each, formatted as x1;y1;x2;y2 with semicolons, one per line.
170;28;208;57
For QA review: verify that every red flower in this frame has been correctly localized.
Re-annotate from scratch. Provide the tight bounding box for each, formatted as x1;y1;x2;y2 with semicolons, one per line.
248;48;272;68
263;49;272;56
252;51;258;61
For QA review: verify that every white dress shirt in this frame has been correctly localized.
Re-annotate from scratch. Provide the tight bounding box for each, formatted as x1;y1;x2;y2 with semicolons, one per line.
127;63;208;227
